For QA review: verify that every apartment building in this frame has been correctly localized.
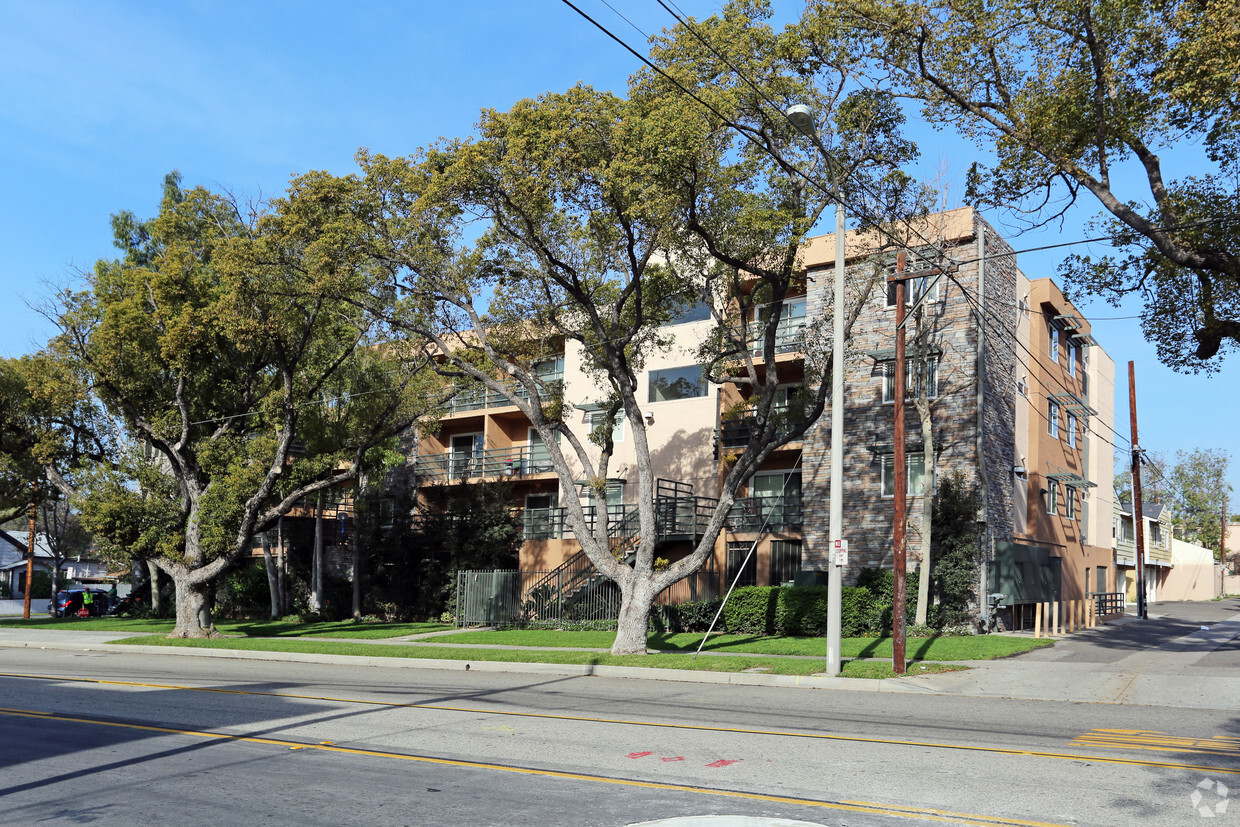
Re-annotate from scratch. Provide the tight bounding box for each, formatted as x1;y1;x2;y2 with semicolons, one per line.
415;207;1118;625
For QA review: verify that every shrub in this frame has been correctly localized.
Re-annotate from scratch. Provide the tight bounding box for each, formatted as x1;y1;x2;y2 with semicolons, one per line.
673;598;724;632
773;586;829;636
722;587;779;634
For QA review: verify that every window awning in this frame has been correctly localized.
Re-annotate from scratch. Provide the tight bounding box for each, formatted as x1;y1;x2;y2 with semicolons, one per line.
1046;466;1096;489
1049;392;1098;417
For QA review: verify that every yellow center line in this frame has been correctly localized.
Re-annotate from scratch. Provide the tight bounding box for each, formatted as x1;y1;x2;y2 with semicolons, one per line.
0;705;1064;827
3;671;1239;778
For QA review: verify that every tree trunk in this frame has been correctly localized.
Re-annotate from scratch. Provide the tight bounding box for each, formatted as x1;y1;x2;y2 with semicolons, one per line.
277;517;287;616
261;531;279;620
169;574;221;638
147;560;162;615
312;493;324;614
610;579;655;655
350;522;361;620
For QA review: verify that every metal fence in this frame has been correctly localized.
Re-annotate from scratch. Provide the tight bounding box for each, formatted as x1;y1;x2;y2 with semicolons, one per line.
456;565;721;629
1093;591;1125;618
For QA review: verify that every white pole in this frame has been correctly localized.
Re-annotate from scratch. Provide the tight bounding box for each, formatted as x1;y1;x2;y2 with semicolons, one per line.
826;200;846;676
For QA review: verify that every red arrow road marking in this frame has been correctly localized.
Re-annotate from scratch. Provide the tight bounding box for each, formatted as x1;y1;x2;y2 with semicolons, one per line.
661;756;685;762
627;751;653;759
705;760;738;768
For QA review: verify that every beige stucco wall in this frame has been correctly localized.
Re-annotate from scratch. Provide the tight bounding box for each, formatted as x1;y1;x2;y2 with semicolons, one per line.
1162;538;1221;601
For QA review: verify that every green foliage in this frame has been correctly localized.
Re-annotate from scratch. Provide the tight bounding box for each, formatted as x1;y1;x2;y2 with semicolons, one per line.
661;584;899;637
930;472;984;628
213;561;270;619
1164;448;1233;557
802;0;1240;370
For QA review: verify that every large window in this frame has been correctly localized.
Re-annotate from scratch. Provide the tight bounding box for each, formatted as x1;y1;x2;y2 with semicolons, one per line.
671;300;711;324
1066;413;1077;447
882;358;938;403
770;540;803;585
726;540;757;588
1047;400;1059;437
881;453;927;497
587;410;624;444
648;365;706;402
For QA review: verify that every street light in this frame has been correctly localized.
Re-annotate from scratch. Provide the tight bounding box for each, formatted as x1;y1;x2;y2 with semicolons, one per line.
785;104;847;677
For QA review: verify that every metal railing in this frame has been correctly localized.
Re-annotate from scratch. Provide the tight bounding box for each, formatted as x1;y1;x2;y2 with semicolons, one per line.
716;410;806;451
413;445;558;483
747;317;805;356
726;495;802;533
1093;591;1125;617
444;376;563;414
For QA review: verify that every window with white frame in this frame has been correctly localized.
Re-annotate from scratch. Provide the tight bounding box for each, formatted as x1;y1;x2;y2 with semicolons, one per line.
587;410;624;444
1066;412;1077;447
881;453;927;497
1047;400;1059;437
1067;343;1078;376
1065;486;1076;519
882;358;938;403
1048;320;1060;361
1047;481;1059;514
886;276;940;307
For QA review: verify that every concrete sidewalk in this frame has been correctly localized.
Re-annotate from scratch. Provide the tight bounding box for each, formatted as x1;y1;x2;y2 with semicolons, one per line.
2;599;1238;706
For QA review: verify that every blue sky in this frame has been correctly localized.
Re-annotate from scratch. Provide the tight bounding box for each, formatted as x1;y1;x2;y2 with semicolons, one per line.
1;1;1233;496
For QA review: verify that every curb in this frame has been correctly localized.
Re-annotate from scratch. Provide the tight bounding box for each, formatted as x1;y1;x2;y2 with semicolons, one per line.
0;638;933;693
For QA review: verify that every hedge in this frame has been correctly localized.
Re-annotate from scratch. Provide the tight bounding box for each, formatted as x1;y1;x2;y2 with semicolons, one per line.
654;572;920;637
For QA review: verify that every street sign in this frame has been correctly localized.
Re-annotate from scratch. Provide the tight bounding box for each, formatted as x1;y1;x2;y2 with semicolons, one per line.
832;539;848;567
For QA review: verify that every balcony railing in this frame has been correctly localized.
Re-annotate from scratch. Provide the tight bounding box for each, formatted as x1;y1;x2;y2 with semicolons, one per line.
444;376;563;415
717;404;806;452
747;317;805;356
727;495;802;533
413;446;558;483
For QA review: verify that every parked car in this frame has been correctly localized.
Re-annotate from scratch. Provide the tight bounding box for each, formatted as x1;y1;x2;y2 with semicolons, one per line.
48;588;110;618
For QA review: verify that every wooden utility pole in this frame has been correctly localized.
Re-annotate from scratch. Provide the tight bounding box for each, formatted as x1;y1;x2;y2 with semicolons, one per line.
22;499;35;619
1128;362;1147;620
892;252;908;674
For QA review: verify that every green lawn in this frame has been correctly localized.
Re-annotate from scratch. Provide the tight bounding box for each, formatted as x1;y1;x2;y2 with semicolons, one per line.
108;634;968;679
443;629;1052;661
0;616;449;639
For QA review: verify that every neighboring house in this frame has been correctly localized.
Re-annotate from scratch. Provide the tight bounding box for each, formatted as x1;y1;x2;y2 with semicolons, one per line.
0;529;56;596
409;207;1118;626
0;529;114;596
1112;499;1174;604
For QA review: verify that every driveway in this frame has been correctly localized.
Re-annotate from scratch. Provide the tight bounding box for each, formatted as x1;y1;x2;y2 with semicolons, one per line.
903;597;1240;707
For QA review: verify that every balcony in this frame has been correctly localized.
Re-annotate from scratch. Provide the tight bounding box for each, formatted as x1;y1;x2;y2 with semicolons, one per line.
443;374;564;415
413;446;557;483
716;404;806;453
726;495;802;533
747;316;805;357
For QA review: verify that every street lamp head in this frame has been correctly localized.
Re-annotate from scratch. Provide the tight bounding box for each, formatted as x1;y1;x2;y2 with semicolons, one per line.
785;104;817;136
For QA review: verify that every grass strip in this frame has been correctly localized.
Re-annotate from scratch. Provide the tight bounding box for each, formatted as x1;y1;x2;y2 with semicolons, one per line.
107;635;967;680
0;616;448;639
443;630;1052;661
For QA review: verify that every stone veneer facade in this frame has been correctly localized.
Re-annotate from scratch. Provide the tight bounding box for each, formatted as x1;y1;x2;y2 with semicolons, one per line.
800;208;1017;582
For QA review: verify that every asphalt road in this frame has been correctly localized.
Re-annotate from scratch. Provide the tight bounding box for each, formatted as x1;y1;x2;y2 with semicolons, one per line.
1;648;1236;826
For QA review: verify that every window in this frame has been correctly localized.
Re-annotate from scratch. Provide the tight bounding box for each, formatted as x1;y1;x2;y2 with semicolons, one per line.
378;498;396;531
882;358;938;403
1048;321;1060;361
523;492;559;539
726;540;757;588
648;365;706;402
1016;375;1028;397
750;471;802;529
671;300;711;324
881;453;927;497
1047;481;1059;514
770;540;802;585
754;297;806;354
886;276;940;307
587;410;624;444
1047;400;1059;437
1067;343;1078;376
1065;486;1076;519
1066;413;1077;447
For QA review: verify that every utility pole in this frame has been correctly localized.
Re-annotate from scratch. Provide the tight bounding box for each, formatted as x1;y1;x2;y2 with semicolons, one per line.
1128;361;1147;620
1221;495;1228;597
892;252;909;674
22;497;35;620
